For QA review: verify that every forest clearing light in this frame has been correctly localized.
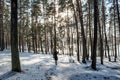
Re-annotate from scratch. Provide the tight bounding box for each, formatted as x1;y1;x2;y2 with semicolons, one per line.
21;58;40;65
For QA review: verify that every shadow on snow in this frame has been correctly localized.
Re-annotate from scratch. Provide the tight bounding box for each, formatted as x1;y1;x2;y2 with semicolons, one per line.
69;73;120;80
0;71;17;80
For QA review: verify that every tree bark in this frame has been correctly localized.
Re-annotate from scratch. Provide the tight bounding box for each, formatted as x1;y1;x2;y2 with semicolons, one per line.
71;0;80;61
91;0;98;70
11;0;21;72
115;0;120;33
113;0;117;62
0;0;5;51
76;0;87;63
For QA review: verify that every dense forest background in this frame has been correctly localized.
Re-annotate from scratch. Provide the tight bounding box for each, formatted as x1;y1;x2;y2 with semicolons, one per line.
0;0;120;72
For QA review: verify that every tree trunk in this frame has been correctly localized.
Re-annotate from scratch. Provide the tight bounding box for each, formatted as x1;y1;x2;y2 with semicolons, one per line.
11;0;21;72
103;0;111;61
112;35;114;56
71;1;80;61
76;0;87;63
45;27;47;54
91;0;98;70
115;0;120;33
98;15;103;64
31;16;35;53
113;0;117;62
53;0;56;54
87;0;93;60
0;0;5;51
50;27;53;54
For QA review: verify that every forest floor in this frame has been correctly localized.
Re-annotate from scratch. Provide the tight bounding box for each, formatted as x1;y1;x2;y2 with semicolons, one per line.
0;50;120;80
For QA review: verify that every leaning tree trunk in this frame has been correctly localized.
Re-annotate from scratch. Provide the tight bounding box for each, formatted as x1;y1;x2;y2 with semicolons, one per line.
11;0;21;72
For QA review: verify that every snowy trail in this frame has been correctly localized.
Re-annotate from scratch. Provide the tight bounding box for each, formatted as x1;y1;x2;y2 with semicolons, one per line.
0;50;120;80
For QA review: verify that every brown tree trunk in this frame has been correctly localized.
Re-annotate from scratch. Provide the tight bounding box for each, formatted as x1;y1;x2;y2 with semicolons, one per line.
71;1;80;61
115;0;120;33
11;0;21;72
53;0;56;54
76;0;87;63
98;15;103;64
113;0;117;62
87;0;93;60
103;0;111;61
31;16;35;53
0;0;5;51
91;0;98;70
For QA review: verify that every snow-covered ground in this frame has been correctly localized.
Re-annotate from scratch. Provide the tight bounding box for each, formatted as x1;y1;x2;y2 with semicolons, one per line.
0;50;120;80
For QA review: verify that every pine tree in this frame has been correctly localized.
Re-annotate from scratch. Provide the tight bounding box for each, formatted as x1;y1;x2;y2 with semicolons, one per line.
0;0;5;51
115;0;120;33
91;0;98;70
11;0;21;72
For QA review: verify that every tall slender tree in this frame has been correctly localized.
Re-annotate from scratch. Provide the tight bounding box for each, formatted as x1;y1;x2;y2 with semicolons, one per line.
113;0;117;62
71;0;80;61
98;0;104;64
87;0;92;60
76;0;87;63
0;0;5;51
115;0;120;33
54;0;57;53
102;0;111;61
91;0;98;70
11;0;21;72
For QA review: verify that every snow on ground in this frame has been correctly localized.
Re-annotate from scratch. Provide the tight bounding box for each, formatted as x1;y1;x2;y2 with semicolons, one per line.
0;50;120;80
